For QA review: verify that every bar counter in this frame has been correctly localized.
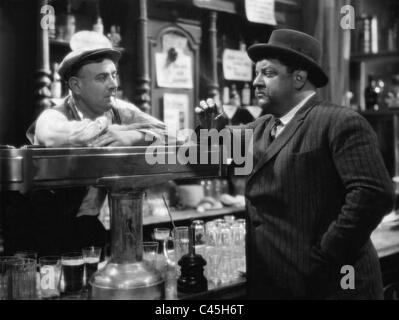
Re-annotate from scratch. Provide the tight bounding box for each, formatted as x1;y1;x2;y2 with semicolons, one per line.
56;272;246;300
51;220;399;300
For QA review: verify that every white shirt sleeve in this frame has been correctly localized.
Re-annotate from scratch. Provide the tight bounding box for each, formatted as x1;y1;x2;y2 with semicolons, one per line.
34;109;109;147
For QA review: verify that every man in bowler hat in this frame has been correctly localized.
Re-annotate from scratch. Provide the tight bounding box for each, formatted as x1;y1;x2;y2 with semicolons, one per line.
197;29;394;299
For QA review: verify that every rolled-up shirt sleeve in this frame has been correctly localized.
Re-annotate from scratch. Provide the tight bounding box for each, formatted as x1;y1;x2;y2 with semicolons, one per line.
115;99;177;144
34;109;108;147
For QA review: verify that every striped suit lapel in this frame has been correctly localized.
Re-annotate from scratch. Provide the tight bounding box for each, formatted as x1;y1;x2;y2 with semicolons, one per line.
247;96;321;183
253;115;274;165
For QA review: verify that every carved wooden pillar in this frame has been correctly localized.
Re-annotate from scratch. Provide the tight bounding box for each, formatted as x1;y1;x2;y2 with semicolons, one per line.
134;0;151;113
35;0;52;116
207;11;219;100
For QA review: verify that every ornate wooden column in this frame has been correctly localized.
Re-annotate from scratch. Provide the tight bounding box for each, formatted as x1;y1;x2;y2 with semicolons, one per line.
35;0;52;116
207;11;219;100
134;0;151;113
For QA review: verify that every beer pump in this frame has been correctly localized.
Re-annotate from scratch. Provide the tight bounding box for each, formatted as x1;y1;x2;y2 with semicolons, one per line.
0;145;223;299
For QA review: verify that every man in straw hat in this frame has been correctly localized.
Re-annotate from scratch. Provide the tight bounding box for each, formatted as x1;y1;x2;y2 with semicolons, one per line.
27;47;167;147
13;46;169;256
197;29;394;299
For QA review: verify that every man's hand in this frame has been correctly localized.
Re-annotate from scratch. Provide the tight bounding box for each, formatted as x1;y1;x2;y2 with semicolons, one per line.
90;126;145;147
195;98;222;129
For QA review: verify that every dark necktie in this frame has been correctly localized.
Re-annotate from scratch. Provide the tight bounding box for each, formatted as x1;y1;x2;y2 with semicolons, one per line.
270;118;282;143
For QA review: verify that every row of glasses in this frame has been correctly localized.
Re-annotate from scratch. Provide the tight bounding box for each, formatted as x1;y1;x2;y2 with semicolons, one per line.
201;216;246;285
148;217;246;287
0;246;102;300
57;247;102;298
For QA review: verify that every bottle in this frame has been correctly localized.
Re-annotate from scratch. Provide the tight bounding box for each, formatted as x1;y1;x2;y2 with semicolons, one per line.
176;226;207;294
365;75;378;110
51;63;62;99
241;83;251;106
93;17;104;35
229;84;241;107
362;15;371;53
370;15;378;53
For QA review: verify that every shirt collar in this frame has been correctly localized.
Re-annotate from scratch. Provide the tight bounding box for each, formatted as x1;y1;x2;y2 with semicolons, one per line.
279;91;316;126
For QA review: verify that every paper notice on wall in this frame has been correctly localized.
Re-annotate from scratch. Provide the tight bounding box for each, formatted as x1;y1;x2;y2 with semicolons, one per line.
163;93;190;132
222;49;253;81
245;0;277;26
162;33;188;52
156;51;193;89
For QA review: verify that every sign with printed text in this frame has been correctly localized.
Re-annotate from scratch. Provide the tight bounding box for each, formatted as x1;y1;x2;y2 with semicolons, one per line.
163;93;190;131
245;0;277;26
222;49;253;81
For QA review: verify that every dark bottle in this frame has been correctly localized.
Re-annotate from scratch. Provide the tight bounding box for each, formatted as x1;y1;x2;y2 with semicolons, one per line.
177;226;208;295
365;75;379;110
231;107;254;125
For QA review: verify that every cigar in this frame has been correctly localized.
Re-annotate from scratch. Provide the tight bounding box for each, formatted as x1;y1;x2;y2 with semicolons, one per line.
214;112;224;120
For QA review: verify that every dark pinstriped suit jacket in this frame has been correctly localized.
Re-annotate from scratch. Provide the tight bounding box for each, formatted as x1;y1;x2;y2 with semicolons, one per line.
238;96;394;299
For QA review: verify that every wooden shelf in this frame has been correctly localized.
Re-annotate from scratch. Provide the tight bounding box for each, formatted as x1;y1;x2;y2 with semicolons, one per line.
143;206;245;225
350;51;399;62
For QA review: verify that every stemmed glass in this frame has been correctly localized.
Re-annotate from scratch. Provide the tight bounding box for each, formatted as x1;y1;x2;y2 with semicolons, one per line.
153;228;175;267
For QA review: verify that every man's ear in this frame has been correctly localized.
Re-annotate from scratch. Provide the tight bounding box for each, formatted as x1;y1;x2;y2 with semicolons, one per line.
68;77;81;95
293;70;308;90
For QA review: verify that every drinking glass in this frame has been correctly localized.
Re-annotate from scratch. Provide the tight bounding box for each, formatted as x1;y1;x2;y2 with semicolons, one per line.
39;256;61;299
14;251;38;262
213;218;225;227
173;226;189;270
223;215;235;225
81;246;102;287
142;241;159;268
0;256;21;300
61;252;84;295
205;221;218;246
9;258;37;299
191;220;205;245
153;228;174;267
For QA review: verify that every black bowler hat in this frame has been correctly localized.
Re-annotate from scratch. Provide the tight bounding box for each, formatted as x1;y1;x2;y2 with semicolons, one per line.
58;48;121;81
247;29;328;88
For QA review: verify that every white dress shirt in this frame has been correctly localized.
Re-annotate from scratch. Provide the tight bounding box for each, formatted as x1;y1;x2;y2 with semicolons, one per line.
275;91;316;138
